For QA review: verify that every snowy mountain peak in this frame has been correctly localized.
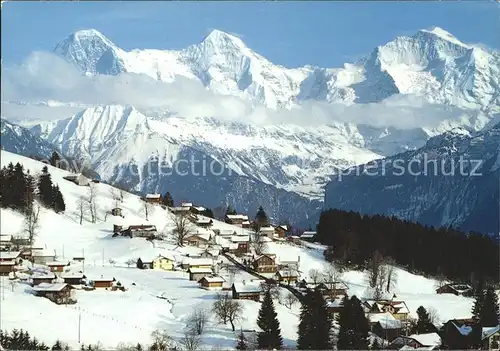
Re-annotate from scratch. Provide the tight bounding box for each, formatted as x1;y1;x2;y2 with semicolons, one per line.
201;29;246;48
419;26;467;47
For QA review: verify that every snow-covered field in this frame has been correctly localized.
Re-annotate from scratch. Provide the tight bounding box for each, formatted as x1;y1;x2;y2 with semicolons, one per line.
0;150;474;349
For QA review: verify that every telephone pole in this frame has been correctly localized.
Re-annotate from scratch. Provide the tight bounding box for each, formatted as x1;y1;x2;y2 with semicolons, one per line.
78;306;82;343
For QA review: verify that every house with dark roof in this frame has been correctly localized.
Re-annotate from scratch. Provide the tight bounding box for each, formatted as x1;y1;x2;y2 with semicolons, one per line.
436;283;473;296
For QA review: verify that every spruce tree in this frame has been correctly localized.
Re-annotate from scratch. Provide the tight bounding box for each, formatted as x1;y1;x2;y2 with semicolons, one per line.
297;290;314;350
371;337;382;350
162;192;174;207
481;287;500;327
471;283;485;323
136;258;144;269
50;152;61;168
337;296;369;350
52;185;65;213
415;306;433;334
236;329;248;350
310;288;332;350
255;206;270;228
225;205;237;216
257;289;283;350
38;166;54;208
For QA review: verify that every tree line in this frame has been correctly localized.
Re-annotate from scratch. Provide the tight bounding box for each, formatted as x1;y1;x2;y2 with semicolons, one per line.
317;209;499;284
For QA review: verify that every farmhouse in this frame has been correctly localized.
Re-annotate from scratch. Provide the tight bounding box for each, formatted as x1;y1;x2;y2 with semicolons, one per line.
61;272;85;285
230;236;250;254
0;261;16;276
253;254;277;273
32;283;75;304
0;251;21;263
182;257;213;270
259;226;276;239
121;225;157;238
63;173;90;186
391;333;442;350
225;214;249;226
241;221;251;229
31;249;56;264
198;276;225;289
47;261;68;273
363;300;410;321
436;283;473;296
300;231;316;241
195;218;213;228
275;269;299;284
152;255;174;271
188;267;213;281
31;272;56;286
184;233;211;248
89;276;116;289
144;194;162;204
190;206;206;214
274;225;288;238
232;281;264;301
369;312;403;342
200;249;219;259
169;206;191;215
181;202;193;208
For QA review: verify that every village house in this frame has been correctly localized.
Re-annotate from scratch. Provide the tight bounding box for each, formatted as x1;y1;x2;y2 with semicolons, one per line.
482;325;500;350
111;207;123;217
364;300;410;321
326;299;344;318
232;281;264;301
198;276;225;289
61;272;85;285
190;206;206;215
277;258;300;271
31;272;56;286
225;214;249;226
369;312;403;342
390;333;442;350
188;267;213;281
0;234;12;250
181;202;193;208
47;261;68;273
152;255;174;271
275;269;299;284
144;194;162;204
436;283;474;296
259;226;276;239
32;283;75;304
89;276;116;289
440;318;475;349
0;261;16;276
300;231;316;241
230;236;250;254
274;225;288;238
169;206;192;215
63;173;90;186
31;249;56;265
253;254;277;273
195;217;213;228
0;251;21;263
182;257;213;270
241;221;251;229
121;225;157;239
288;235;301;245
200;249;219;260
184;233;211;248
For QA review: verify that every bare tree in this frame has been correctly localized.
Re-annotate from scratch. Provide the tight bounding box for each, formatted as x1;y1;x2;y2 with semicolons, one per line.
24;203;40;246
367;250;384;289
260;281;280;300
283;292;298;309
187;307;209;335
309;268;321;284
180;331;201;351
150;329;175;350
250;233;267;256
212;293;243;331
141;201;154;221
385;258;398;293
77;196;88;225
172;214;192;247
87;183;98;224
322;264;343;299
427;306;440;325
125;259;135;268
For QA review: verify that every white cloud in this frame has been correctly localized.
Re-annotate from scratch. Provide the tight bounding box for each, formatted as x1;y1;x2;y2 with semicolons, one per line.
1;50;474;130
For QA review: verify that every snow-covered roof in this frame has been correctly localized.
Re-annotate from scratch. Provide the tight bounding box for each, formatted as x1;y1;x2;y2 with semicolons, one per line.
188;267;213;274
32;249;56;257
181;202;193;207
185;258;213;266
154;255;174;262
300;232;316;238
483;325;500;340
409;333;442;346
199;276;225;283
259;226;275;232
186;233;211;242
241;221;251;225
0;251;21;260
169;207;190;212
0;234;12;242
60;272;84;279
46;261;68;266
88;276;114;282
32;283;70;292
226;214;249;220
145;194;161;199
192;206;206;211
0;261;16;266
196;218;212;225
370;312;402;329
277;225;288;230
232;282;264;294
277;270;298;277
230;235;249;243
32;272;56;279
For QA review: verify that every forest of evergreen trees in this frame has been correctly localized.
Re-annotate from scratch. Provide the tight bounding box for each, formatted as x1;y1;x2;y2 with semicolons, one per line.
0;163;65;214
317;209;500;284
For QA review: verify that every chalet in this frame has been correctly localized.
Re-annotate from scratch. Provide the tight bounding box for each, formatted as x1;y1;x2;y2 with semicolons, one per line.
436;283;473;296
232;281;264;301
230;236;250;254
111;207;123;217
182;258;213;270
0;234;12;250
198;276;225;289
195;218;213;228
241;221;251;229
190;206;206;215
277;258;299;271
89;276;116;289
253;254;277;273
225;214;249;226
47;261;68;273
300;231;316;241
200;249;219;259
0;261;16;276
369;312;403;342
169;206;191;215
326;299;344;318
63;173;90;186
482;325;500;350
275;269;299;284
274;225;288;238
121;225;157;239
144;194;162;204
32;249;56;264
152;256;174;271
31;272;56;286
259;226;276;239
0;251;21;263
297;280;348;297
363;300;410;321
184;233;211;248
390;333;442;350
61;272;85;285
181;202;193;208
32;283;75;304
188;267;213;281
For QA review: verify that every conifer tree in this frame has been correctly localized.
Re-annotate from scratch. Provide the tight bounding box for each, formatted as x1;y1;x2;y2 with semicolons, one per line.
50;151;61;168
162;192;174;207
471;282;485;323
38;166;54;208
481;287;500;327
337;296;369;350
371;337;382;350
51;185;65;213
257;288;283;350
225;205;237;216
297;290;314;350
255;206;270;228
136;258;144;269
236;329;248;350
310;288;332;350
415;306;433;334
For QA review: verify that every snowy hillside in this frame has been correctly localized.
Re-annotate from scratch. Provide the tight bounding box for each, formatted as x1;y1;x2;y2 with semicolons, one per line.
0;151;475;348
52;27;499;112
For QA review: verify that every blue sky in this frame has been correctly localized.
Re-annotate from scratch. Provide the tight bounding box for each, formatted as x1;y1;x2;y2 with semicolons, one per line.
2;1;499;68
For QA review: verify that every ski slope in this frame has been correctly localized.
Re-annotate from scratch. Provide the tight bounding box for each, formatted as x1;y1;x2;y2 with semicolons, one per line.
0;151;474;349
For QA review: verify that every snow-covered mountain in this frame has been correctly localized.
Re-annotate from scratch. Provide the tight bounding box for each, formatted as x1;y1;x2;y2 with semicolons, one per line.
324;122;500;234
53;27;500;111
